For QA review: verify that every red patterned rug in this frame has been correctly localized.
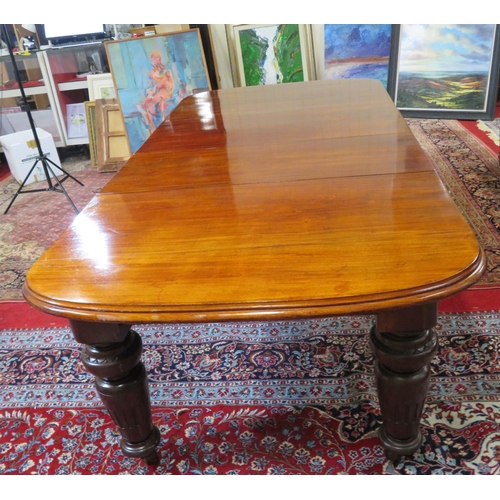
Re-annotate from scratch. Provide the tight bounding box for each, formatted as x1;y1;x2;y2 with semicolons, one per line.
456;103;500;159
0;312;499;475
1;142;500;474
407;116;500;288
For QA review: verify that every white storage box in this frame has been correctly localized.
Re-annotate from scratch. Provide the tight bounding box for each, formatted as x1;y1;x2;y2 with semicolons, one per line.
0;128;63;185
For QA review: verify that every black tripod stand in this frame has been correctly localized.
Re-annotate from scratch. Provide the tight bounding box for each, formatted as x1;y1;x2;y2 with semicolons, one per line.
1;24;84;215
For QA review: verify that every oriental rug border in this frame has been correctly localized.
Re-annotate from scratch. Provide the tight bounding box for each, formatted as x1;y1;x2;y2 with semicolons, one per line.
407;118;500;288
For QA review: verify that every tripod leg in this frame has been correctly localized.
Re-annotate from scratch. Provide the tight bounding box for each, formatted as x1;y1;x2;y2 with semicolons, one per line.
3;159;42;215
42;160;80;214
45;157;84;187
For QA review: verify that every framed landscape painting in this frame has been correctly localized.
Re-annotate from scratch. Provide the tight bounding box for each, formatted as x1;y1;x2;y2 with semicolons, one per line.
105;29;211;154
393;24;500;119
232;24;310;86
313;24;398;93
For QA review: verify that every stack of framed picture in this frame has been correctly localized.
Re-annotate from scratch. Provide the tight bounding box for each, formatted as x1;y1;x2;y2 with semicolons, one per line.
225;24;500;121
84;73;128;172
81;24;500;165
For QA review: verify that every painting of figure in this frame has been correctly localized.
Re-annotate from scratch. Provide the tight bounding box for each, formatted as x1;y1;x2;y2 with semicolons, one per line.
323;24;393;89
395;24;499;118
233;24;308;86
106;30;210;154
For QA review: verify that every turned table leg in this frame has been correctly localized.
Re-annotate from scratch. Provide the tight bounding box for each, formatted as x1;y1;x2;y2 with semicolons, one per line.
369;303;438;460
70;320;160;464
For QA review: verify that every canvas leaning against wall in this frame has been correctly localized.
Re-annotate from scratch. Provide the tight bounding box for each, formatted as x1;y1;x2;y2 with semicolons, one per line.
393;24;500;120
232;24;310;87
321;24;395;90
105;29;211;154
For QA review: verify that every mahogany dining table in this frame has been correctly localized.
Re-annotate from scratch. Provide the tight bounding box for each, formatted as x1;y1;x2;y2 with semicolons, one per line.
23;79;486;464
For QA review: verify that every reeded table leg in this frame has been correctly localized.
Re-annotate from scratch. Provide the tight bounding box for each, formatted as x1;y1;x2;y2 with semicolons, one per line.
369;303;438;461
70;320;160;464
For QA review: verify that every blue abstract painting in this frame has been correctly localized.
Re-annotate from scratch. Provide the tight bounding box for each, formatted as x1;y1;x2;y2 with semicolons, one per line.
324;24;392;88
106;30;210;154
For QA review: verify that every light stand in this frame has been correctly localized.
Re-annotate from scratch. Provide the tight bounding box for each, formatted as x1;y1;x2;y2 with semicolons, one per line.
1;24;84;215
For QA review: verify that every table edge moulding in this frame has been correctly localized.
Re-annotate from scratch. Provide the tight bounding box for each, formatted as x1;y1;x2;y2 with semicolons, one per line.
22;79;486;464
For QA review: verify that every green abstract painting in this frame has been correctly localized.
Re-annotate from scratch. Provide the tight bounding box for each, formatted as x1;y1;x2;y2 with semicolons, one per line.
234;24;306;86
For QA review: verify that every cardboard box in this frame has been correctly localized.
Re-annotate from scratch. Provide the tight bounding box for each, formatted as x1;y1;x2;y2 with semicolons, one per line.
4;109;61;143
0;128;63;185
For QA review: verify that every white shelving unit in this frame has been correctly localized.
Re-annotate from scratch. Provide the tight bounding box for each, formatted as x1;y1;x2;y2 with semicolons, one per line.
0;50;65;150
58;80;88;92
39;44;108;147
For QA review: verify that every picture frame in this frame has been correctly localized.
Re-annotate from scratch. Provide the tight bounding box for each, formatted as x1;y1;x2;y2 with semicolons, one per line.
105;28;211;154
311;24;399;96
84;101;98;166
66;102;88;139
392;24;500;120
229;24;312;87
95;98;131;172
87;73;116;101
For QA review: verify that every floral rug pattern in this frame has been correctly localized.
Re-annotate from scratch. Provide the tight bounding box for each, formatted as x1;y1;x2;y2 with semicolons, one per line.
0;159;115;301
407;118;500;287
0;312;499;474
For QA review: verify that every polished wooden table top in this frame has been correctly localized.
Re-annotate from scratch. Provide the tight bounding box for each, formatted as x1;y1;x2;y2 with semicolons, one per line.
23;79;485;324
22;79;487;463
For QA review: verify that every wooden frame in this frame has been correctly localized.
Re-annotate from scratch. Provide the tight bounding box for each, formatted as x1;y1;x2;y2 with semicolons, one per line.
105;28;211;154
84;101;98;167
229;24;313;87
311;24;399;96
392;24;500;119
95;98;130;172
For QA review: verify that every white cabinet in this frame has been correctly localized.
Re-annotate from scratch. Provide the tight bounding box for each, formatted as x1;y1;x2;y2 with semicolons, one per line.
39;44;109;146
0;51;64;147
1;43;110;152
